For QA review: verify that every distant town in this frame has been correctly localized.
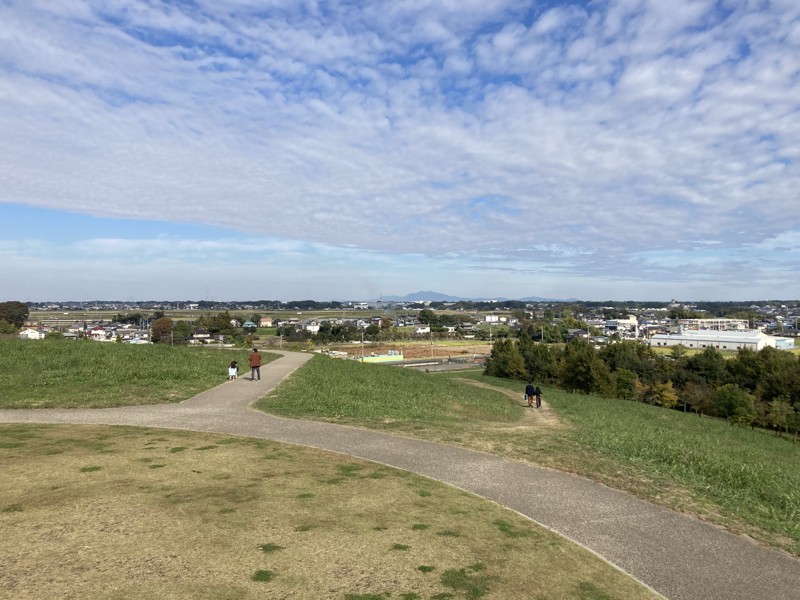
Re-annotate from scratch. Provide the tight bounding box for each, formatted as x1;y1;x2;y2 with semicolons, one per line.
10;298;800;352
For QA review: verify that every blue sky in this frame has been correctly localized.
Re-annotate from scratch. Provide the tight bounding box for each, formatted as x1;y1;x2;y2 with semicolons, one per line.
1;0;799;301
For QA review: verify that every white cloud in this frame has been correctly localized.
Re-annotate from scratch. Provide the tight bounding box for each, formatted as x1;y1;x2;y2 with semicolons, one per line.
1;0;799;300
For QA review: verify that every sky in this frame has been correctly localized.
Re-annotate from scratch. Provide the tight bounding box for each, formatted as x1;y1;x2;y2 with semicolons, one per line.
1;0;799;302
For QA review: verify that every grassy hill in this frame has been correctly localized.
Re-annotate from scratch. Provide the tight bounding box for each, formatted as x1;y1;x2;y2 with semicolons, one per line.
257;355;800;556
0;338;277;408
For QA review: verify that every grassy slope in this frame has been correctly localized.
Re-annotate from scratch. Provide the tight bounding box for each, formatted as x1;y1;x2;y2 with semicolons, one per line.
258;356;800;556
256;354;520;423
0;338;279;408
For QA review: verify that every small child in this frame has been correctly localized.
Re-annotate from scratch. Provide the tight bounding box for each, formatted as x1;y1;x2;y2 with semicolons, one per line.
228;360;238;381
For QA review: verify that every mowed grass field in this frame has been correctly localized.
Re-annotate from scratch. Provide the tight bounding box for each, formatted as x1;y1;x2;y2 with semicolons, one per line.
257;356;800;556
0;340;659;599
0;427;658;600
0;339;278;408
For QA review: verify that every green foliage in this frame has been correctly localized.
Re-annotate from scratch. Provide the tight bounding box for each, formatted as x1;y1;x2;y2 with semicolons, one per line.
611;369;638;401
197;311;236;336
172;320;193;344
0;301;28;328
113;312;145;325
599;341;660;384
483;339;527;380
517;336;558;383
684;347;727;387
767;398;794;435
558;340;611;395
714;384;756;426
0;319;19;334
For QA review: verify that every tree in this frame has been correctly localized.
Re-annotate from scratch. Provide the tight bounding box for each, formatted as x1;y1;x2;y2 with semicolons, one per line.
0;320;18;334
650;381;679;409
679;381;714;415
726;347;761;393
172;320;193;345
151;317;174;344
484;339;527;380
558;339;611;395
0;301;28;328
598;340;659;384
114;312;144;325
713;384;756;426
767;397;794;436
754;347;800;405
612;368;638;401
418;309;436;325
685;347;727;387
517;335;559;383
670;344;688;360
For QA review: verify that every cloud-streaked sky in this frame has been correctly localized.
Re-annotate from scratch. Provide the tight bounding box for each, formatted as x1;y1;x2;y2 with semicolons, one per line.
2;0;799;301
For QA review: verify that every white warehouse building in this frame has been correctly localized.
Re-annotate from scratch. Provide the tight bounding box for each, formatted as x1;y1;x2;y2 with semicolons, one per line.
650;330;794;352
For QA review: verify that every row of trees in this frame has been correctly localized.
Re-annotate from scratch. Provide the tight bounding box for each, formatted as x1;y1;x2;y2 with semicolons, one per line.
485;337;800;437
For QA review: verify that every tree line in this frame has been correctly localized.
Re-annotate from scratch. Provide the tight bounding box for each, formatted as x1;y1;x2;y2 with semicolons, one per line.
485;336;800;438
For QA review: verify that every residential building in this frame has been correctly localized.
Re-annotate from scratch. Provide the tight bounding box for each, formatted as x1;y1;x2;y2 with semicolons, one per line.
18;328;45;340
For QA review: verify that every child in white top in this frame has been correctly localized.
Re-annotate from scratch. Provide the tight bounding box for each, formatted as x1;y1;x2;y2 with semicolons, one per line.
228;360;238;380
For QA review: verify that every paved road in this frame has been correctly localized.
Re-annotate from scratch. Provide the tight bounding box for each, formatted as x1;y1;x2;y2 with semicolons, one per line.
1;351;798;600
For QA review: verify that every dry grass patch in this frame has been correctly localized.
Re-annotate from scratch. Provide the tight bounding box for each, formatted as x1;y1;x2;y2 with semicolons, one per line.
0;424;658;600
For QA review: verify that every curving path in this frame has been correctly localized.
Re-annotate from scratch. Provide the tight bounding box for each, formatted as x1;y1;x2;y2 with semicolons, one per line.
1;351;798;600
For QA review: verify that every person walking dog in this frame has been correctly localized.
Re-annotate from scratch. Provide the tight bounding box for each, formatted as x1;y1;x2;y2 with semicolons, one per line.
249;348;262;381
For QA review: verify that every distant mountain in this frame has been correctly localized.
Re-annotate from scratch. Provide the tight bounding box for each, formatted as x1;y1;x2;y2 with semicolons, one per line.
381;291;574;303
381;291;464;302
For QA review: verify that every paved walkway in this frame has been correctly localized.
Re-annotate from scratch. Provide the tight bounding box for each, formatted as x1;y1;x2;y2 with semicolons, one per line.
1;352;798;600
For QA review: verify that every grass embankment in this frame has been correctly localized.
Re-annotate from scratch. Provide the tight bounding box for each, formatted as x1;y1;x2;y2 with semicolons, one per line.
258;356;800;556
0;339;278;408
0;424;656;600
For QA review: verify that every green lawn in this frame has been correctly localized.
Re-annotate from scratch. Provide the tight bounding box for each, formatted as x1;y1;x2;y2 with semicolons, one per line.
0;338;278;408
255;355;519;424
257;356;800;556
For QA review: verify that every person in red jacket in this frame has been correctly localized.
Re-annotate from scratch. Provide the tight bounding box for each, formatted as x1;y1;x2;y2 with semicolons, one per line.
249;348;262;381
